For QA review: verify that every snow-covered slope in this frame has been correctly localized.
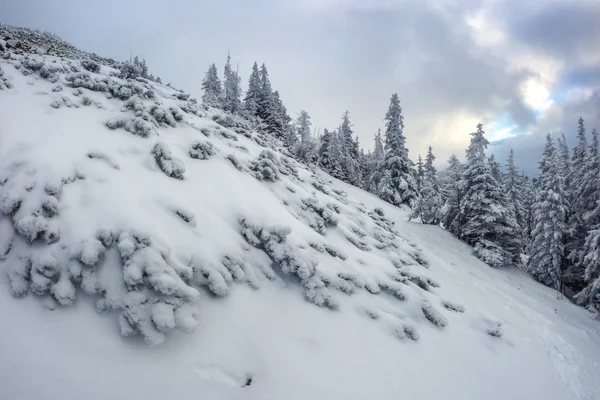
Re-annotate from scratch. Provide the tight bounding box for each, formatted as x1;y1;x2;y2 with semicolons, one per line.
1;51;599;400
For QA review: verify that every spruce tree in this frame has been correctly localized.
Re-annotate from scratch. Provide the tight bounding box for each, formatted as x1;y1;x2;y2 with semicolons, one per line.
521;172;535;243
244;62;261;116
416;154;424;191
505;148;526;235
222;53;242;114
411;146;442;224
441;154;463;237
377;93;418;207
565;118;589;277
257;63;273;121
460;123;520;267
318;128;332;170
367;130;385;194
328;129;345;180
294;110;313;162
201;64;222;107
339;111;362;186
488;154;503;185
528;134;568;288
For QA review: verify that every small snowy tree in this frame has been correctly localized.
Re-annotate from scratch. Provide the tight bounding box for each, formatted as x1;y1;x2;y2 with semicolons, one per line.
411;146;442;225
460;123;520;267
201;64;222;107
377;93;418;207
441;154;463;237
488;154;503;185
504;148;526;237
222;53;242;114
367;129;385;193
416;154;424;191
293;110;313;162
527;134;568;288
244;62;261;117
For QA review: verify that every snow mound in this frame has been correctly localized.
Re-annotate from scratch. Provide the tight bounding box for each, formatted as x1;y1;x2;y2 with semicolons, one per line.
0;52;453;345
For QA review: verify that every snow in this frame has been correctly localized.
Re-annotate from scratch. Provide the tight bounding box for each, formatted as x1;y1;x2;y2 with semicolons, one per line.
0;52;600;400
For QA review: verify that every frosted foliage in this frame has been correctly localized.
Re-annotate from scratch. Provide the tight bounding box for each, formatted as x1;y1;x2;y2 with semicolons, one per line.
152;142;186;180
189;140;215;160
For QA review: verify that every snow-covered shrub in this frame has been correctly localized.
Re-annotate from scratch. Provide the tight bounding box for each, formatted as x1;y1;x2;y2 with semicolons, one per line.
118;61;143;80
106;117;154;137
21;56;44;72
221;255;260;289
173;208;195;226
226;154;245;172
0;66;12;90
238;217;338;309
442;300;465;313
151;142;185;180
345;231;371;251
189;140;214;160
251;150;282;182
379;282;407;300
421;301;448;327
81;59;100;73
298;197;339;235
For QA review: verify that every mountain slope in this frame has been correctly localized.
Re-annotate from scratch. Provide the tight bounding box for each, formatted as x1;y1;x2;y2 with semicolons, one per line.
0;50;599;400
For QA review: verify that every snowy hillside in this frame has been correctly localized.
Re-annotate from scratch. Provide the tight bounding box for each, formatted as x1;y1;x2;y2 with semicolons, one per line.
1;51;600;400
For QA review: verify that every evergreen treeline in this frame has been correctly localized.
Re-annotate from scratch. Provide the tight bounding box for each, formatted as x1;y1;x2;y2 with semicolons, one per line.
201;55;600;312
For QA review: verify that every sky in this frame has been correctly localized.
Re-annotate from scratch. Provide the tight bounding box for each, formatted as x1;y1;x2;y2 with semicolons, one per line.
3;0;600;174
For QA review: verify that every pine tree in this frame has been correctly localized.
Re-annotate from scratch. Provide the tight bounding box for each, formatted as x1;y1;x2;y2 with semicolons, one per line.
416;154;424;191
504;148;526;235
257;63;273;121
521;172;535;242
201;64;222;107
222;53;242;114
366;130;385;193
244;62;261;117
568;128;600;293
411;146;442;224
557;134;571;190
328;129;345;179
488;154;503;185
527;134;568;288
318;128;333;170
294;110;313;162
441;154;463;236
460;123;520;267
377;93;418;207
339;111;362;186
565;118;590;278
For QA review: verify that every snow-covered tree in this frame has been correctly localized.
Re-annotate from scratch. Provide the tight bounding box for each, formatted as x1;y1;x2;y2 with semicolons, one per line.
293;110;313;162
504;148;526;235
416;154;424;191
366;130;385;193
565;118;590;279
411;146;442;225
377;93;418;207
459;123;520;267
318;128;333;170
201;64;222;107
327;129;345;180
338;111;362;186
222;53;242;114
488;154;503;185
243;62;261;117
441;154;463;237
257;63;273;121
521;172;535;242
527;134;569;289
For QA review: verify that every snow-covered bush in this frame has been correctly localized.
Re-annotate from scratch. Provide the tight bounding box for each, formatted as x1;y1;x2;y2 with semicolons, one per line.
442;300;465;313
239;217;338;309
151;142;185;179
106;117;154;137
251;150;282;182
118;61;143;80
298;197;339;234
189;140;214;160
421;301;448;327
81;59;100;73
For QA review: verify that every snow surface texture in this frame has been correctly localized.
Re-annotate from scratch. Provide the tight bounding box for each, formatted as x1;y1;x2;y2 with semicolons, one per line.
1;52;600;400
